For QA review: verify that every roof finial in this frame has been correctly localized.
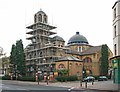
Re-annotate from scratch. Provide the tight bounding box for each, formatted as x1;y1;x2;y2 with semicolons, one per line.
76;31;79;35
40;8;42;11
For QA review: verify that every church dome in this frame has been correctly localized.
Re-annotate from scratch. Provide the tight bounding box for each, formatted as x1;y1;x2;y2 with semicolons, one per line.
52;36;65;42
68;32;89;45
36;10;46;15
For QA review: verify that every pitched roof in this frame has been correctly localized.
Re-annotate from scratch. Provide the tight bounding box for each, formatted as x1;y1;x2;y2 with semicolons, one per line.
65;50;79;55
80;45;102;55
56;56;82;62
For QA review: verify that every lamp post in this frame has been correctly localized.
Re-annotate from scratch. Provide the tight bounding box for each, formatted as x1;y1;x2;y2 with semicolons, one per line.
37;60;41;85
43;58;49;85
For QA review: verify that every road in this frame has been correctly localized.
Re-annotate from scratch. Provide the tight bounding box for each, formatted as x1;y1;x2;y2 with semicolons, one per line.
0;80;116;92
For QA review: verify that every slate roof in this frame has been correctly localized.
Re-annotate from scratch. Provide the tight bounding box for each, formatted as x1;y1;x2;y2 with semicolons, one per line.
56;56;82;62
68;32;89;45
65;50;79;55
52;36;65;42
80;45;102;55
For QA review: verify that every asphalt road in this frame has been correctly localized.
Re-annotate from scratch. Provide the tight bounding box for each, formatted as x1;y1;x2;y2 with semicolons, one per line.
0;80;116;92
1;80;70;90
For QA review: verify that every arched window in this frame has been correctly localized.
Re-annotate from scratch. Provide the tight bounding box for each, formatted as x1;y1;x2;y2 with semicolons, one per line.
34;14;37;23
83;57;92;63
58;64;65;70
38;14;42;22
76;63;78;66
44;15;47;23
40;52;42;57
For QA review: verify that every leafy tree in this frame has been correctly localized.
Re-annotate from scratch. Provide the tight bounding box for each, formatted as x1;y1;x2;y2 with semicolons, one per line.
100;44;108;76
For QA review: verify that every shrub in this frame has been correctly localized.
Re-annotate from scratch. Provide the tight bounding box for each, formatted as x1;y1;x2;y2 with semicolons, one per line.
2;75;11;80
55;75;78;82
18;76;36;82
67;75;78;81
55;76;67;82
93;76;99;80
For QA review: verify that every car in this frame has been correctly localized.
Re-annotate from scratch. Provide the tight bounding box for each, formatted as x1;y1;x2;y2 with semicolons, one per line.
98;76;108;81
82;76;95;82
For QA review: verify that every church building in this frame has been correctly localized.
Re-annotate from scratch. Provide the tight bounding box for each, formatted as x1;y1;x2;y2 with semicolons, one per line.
25;10;113;78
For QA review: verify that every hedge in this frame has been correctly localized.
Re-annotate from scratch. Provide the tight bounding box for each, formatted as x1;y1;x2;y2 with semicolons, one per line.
55;75;78;82
2;75;11;80
18;76;36;82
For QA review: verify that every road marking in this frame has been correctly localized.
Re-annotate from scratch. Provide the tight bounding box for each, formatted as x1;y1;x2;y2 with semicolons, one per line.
16;88;26;90
68;87;75;91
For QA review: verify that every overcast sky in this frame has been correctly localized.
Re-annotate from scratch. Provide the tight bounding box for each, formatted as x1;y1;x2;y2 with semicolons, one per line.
0;0;117;56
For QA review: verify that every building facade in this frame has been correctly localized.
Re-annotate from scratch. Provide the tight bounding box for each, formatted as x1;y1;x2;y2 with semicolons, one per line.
113;0;120;56
25;10;113;78
55;56;83;79
66;32;113;76
111;0;120;90
25;10;67;76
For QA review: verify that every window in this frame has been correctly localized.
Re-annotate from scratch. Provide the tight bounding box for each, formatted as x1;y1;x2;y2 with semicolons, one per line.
34;14;37;23
58;64;65;69
40;52;42;57
78;47;82;52
76;63;78;66
83;57;92;63
44;15;47;23
38;14;42;22
114;8;116;19
53;50;56;55
93;54;96;58
97;54;99;59
114;44;117;56
114;25;116;37
82;47;85;51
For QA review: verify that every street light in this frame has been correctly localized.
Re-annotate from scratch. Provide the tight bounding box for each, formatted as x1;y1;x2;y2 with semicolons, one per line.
37;60;41;85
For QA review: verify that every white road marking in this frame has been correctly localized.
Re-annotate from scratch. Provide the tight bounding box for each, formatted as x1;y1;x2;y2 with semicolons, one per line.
16;88;27;90
68;87;75;91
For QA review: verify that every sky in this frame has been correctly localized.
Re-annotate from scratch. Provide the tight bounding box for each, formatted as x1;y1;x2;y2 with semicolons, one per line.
0;0;117;56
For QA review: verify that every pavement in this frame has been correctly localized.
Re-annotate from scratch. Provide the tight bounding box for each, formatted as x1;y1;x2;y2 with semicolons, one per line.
42;80;119;91
4;80;119;91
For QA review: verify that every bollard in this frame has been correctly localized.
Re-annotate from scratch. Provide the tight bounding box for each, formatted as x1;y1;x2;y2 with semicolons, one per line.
47;76;49;85
80;80;82;87
38;79;39;85
92;80;94;85
11;76;13;80
85;81;87;88
47;80;48;85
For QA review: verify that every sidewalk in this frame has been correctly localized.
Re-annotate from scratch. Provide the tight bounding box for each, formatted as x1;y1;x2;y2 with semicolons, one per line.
47;80;119;91
7;80;119;91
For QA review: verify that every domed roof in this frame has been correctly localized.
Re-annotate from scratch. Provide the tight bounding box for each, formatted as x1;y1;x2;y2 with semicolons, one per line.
68;32;89;45
37;10;46;15
52;36;65;42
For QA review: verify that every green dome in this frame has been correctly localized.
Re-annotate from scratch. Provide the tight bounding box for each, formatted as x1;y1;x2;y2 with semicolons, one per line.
68;32;89;45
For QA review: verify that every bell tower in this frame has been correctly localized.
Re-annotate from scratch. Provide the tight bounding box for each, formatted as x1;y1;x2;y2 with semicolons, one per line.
34;9;48;23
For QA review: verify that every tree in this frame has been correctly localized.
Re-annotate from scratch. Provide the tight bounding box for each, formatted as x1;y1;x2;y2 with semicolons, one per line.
10;44;17;74
10;44;17;65
16;39;26;76
10;39;26;76
100;44;109;76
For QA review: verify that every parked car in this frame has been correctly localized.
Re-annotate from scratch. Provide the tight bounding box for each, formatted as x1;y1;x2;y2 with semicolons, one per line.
98;76;108;81
82;76;95;82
